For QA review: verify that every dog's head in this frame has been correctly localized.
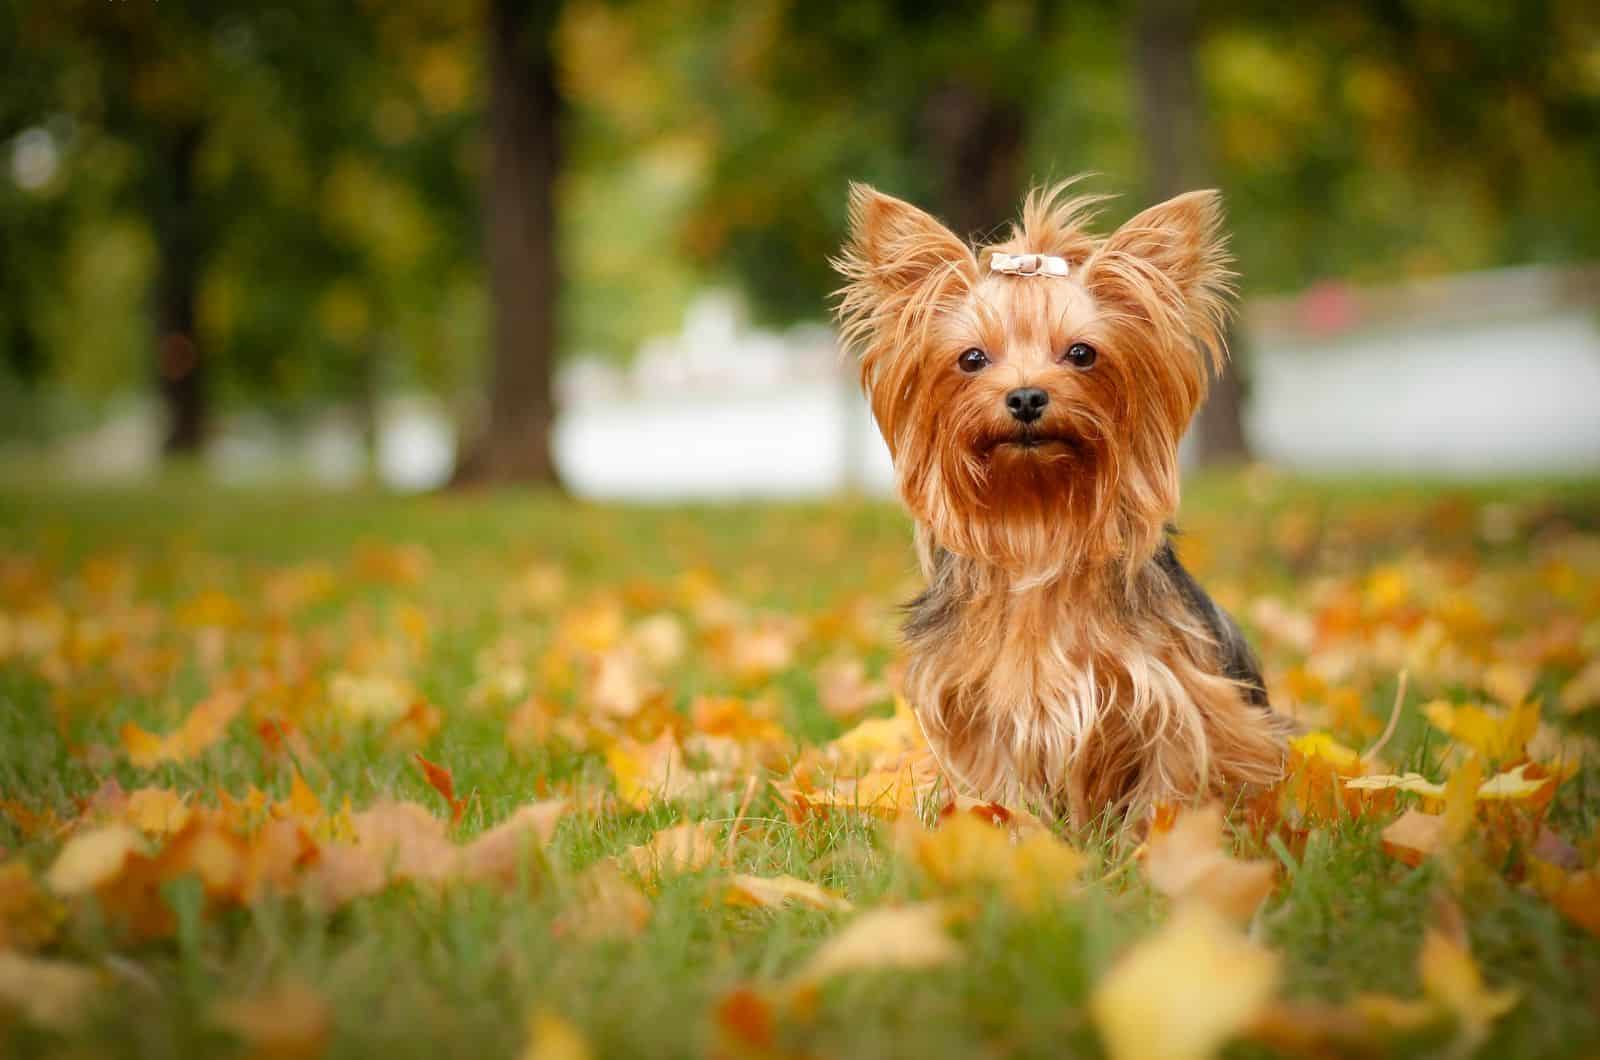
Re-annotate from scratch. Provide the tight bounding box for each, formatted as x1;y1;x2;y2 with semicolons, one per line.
834;181;1233;577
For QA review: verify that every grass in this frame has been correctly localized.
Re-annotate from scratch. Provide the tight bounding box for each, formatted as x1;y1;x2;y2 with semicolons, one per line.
2;472;1599;1059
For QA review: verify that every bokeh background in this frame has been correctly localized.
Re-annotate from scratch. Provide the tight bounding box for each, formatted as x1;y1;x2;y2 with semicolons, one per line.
2;0;1598;495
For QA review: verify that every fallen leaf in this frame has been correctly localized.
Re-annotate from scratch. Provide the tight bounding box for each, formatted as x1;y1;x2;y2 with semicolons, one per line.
458;800;568;886
1090;904;1280;1060
1418;923;1519;1051
0;952;99;1029
414;752;467;825
212;979;331;1060
1144;804;1276;922
1421;699;1539;763
724;874;853;913
46;824;146;896
906;812;1085;911
520;1009;592;1060
1380;809;1447;866
620;821;720;880
555;862;652;940
0;861;63;950
714;986;775;1053
793;903;960;985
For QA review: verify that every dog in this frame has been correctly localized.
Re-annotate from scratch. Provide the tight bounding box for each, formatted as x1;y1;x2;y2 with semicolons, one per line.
833;181;1288;823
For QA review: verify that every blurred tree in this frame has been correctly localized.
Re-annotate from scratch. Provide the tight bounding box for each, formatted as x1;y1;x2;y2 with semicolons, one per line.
1134;0;1249;464
452;0;563;487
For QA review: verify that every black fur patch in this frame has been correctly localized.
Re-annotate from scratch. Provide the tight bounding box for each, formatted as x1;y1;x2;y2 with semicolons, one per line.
1154;538;1270;707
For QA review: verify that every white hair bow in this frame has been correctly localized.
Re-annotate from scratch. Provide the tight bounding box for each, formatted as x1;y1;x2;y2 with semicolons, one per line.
989;252;1069;278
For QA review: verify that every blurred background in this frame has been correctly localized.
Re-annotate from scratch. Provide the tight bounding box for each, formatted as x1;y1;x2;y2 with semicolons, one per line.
1;0;1597;498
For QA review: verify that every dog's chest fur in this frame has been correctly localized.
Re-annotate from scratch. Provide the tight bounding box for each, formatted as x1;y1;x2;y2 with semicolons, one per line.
902;537;1282;820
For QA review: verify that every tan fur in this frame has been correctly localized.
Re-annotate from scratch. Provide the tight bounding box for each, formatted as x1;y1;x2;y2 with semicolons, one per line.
833;180;1286;822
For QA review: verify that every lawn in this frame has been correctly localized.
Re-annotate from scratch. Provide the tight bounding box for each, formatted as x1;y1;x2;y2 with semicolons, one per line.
2;473;1599;1060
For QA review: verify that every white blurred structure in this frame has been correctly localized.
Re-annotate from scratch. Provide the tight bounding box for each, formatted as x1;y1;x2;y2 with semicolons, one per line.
29;266;1600;494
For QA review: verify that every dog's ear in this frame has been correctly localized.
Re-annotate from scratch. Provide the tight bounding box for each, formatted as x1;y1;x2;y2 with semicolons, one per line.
1102;191;1233;310
835;183;976;299
1094;189;1234;363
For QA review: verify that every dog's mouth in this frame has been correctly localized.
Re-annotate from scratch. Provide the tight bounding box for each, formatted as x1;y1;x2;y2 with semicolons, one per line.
979;430;1080;457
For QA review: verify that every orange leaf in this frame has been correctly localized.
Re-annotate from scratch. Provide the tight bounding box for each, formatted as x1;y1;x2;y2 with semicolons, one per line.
413;752;465;825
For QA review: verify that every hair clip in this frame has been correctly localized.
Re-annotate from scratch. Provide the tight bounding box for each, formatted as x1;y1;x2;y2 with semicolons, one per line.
989;252;1069;278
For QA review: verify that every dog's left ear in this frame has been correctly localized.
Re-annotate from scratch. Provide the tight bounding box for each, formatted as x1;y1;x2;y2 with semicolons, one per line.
1098;190;1233;353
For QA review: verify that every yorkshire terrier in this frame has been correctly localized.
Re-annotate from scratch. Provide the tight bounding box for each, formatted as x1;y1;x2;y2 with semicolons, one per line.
833;181;1288;823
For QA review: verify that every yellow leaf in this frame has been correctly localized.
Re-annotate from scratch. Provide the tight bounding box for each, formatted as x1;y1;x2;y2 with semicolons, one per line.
793;903;960;985
123;787;192;835
521;1010;592;1060
907;812;1084;912
555;862;652;941
1442;757;1483;846
459;800;569;886
1144;804;1276;922
288;771;322;820
1559;658;1600;714
45;825;145;896
724;874;853;913
1421;699;1539;762
120;722;167;768
1481;662;1534;710
1090;904;1280;1060
1418;927;1519;1051
1289;731;1363;775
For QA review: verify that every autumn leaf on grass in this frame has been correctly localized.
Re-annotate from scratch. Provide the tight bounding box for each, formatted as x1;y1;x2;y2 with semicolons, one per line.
46;824;147;896
714;987;777;1055
0;952;100;1030
1418;907;1520;1052
121;787;193;836
121;689;242;767
1347;761;1558;807
521;1009;592;1060
904;812;1085;912
792;904;960;987
1090;904;1280;1060
1421;698;1540;764
1560;657;1600;715
458;799;568;886
414;752;467;825
305;800;456;906
212;979;331;1060
555;862;652;941
620;821;720;881
724;874;853;913
1381;810;1449;866
1544;871;1600;937
1144;804;1276;922
605;731;720;810
0;861;64;951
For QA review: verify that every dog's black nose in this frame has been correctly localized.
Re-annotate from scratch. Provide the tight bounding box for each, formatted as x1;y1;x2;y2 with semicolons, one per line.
1005;387;1049;423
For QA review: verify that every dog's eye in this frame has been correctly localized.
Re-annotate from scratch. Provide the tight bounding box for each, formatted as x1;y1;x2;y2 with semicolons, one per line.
1063;342;1097;369
958;348;990;373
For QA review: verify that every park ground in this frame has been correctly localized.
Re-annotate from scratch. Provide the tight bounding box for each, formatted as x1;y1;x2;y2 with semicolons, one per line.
2;472;1599;1059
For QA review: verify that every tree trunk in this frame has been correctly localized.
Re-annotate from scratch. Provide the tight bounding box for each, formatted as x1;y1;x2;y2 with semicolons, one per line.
920;83;1027;244
1134;0;1250;465
154;121;207;457
453;0;563;487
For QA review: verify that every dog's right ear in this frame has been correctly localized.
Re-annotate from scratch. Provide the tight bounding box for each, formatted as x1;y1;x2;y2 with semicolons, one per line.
835;184;976;300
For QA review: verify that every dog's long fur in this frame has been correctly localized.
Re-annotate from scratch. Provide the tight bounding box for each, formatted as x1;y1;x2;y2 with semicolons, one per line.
833;180;1287;822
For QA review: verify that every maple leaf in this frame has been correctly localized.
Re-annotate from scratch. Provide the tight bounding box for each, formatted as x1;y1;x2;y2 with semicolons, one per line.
1090;904;1280;1060
121;689;242;767
1381;809;1448;866
619;821;720;880
1421;698;1540;763
45;824;147;896
1418;918;1520;1052
904;812;1085;912
458;799;568;886
605;731;718;810
723;874;853;913
413;752;467;825
555;862;652;940
1143;804;1276;922
212;979;331;1060
793;903;960;985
